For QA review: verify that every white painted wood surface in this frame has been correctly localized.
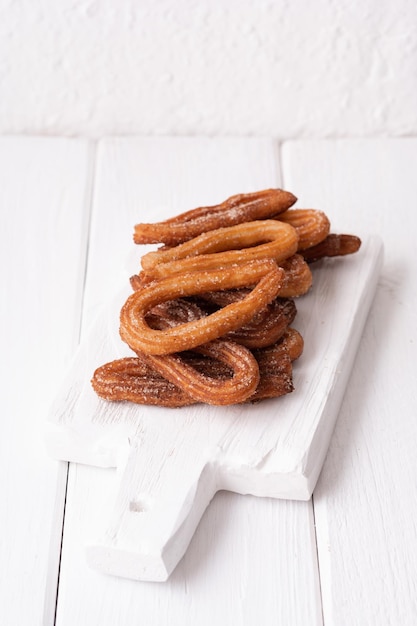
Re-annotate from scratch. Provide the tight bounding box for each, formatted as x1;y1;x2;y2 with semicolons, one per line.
1;136;416;625
0;137;93;626
283;138;417;626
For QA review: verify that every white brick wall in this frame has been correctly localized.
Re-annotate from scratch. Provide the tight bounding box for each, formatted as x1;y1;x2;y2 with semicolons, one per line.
1;0;416;138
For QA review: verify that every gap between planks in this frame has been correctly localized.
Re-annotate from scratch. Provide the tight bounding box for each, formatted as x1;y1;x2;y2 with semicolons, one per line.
44;140;98;626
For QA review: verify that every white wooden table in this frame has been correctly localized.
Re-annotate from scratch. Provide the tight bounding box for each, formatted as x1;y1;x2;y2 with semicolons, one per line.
1;136;416;625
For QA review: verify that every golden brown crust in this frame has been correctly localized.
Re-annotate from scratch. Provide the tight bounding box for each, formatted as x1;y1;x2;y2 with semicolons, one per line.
132;253;313;300
133;188;297;246
92;188;361;409
193;293;297;348
91;357;193;407
141;340;260;405
91;330;303;407
277;254;313;298
119;260;284;355
301;234;362;263
278;209;330;250
140;220;299;279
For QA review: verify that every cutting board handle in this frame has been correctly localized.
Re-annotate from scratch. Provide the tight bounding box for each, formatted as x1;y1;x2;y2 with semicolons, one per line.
85;429;218;581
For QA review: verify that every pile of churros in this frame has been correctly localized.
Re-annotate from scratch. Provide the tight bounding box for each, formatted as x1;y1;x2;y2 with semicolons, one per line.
91;189;361;407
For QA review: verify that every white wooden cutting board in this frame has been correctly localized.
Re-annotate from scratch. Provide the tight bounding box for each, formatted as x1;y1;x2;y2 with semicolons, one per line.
47;219;382;582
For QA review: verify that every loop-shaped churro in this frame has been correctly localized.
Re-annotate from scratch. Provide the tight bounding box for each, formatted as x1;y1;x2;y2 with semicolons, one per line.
143;340;260;405
140;220;299;279
132;253;312;299
120;260;284;355
278;209;330;250
91;328;304;407
133;188;297;246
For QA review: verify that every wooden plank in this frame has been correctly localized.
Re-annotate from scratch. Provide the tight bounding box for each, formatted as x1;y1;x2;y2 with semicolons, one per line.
55;137;323;624
0;137;93;626
282;138;417;625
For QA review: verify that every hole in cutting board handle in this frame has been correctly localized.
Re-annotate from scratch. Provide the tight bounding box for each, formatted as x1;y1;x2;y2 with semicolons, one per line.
129;497;152;513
